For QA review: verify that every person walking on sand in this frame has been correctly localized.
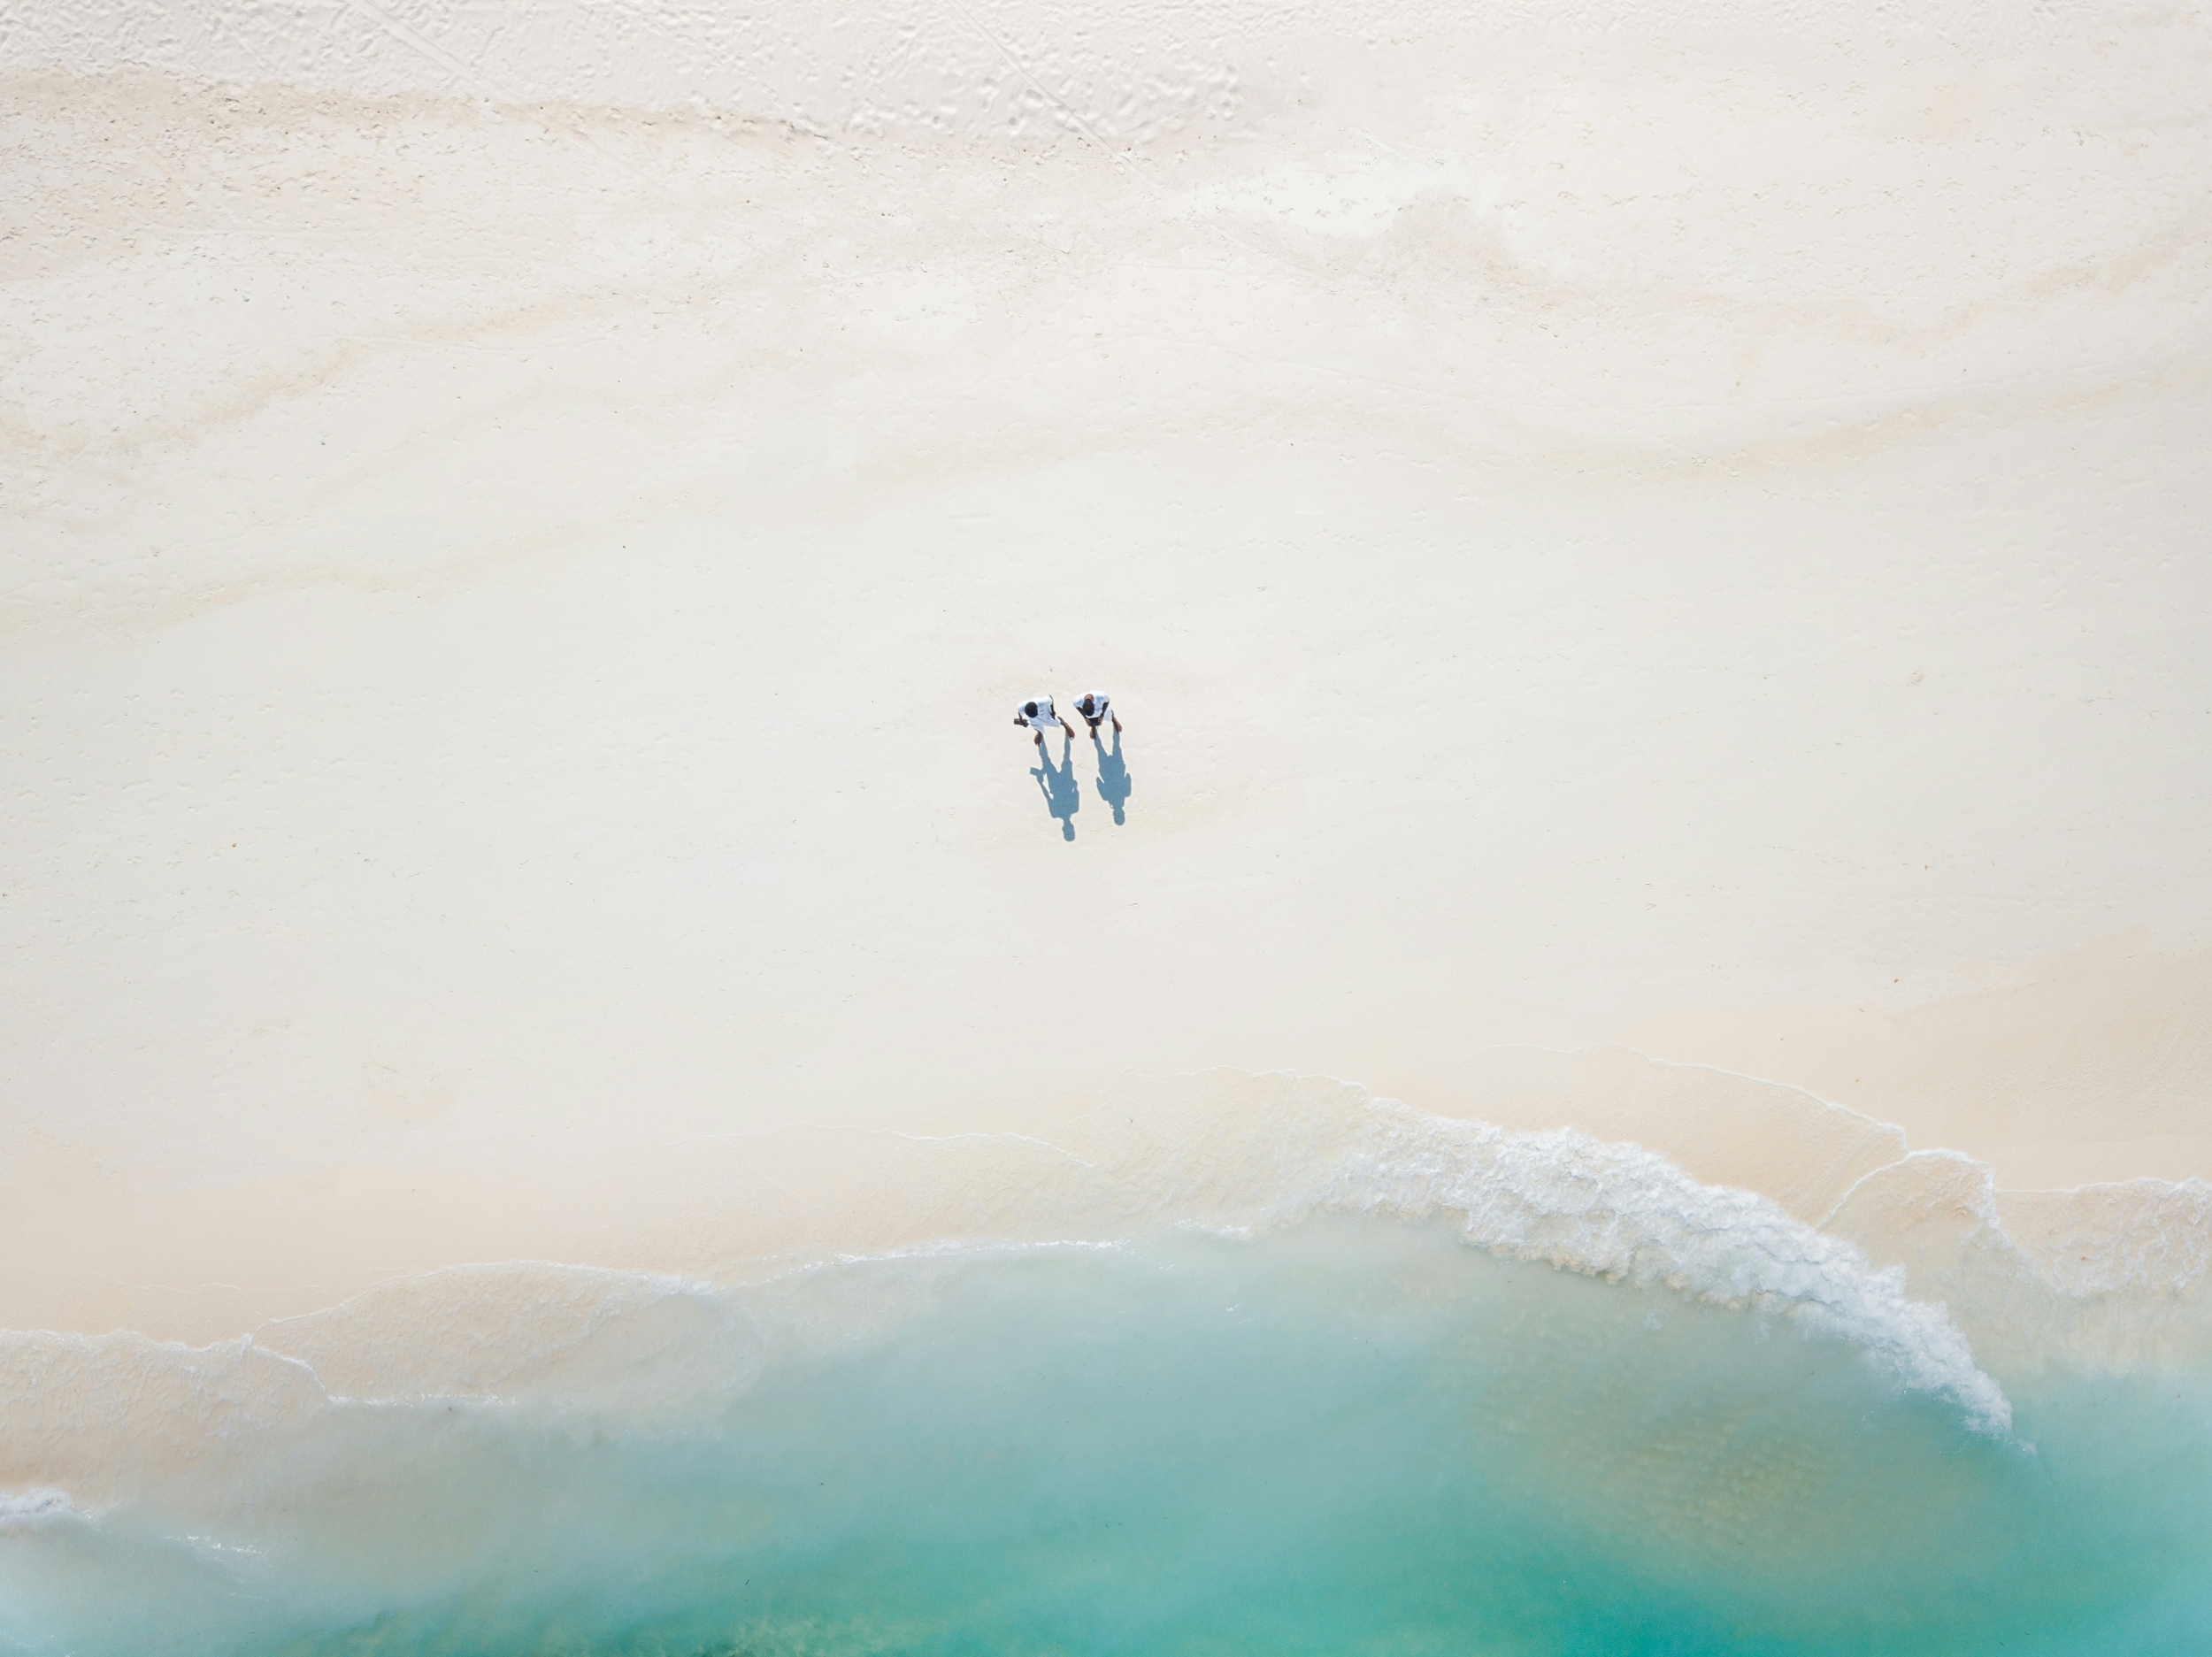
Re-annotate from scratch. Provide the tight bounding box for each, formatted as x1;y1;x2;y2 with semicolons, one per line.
1014;697;1069;748
1073;692;1120;736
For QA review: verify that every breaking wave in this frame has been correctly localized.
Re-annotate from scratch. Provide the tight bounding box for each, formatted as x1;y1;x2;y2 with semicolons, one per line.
5;1072;2211;1654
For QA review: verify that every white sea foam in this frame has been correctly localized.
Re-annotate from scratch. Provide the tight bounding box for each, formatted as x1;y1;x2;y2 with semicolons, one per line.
1311;1109;2015;1434
0;1485;81;1527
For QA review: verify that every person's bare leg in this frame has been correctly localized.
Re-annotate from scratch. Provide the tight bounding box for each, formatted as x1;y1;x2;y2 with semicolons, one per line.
1111;714;1122;733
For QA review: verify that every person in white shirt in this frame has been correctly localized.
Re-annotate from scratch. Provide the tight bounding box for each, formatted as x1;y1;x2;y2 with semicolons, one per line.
1013;697;1068;747
1072;692;1120;736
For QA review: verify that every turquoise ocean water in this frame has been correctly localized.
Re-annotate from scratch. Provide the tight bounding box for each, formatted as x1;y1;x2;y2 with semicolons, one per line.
6;1215;2209;1655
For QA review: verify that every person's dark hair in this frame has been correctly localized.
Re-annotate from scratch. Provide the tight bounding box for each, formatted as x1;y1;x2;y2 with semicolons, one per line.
1023;702;1039;717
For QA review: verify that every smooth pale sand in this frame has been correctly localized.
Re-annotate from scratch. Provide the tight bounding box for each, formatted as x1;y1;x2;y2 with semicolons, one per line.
3;0;2209;1345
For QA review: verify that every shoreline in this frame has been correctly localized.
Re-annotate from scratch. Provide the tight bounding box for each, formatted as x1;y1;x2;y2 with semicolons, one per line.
7;12;2209;1418
7;1024;2208;1350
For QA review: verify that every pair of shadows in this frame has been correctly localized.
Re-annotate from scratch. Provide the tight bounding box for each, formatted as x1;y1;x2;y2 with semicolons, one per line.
1031;729;1130;840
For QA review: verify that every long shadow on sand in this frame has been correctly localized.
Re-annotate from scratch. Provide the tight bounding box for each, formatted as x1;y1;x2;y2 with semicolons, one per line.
1030;734;1082;840
1091;729;1133;825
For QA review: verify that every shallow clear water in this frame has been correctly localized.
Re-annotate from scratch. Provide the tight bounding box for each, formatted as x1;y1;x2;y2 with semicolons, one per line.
7;1218;2210;1655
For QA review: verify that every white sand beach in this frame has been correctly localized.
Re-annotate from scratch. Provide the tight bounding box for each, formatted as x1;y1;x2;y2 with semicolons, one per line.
4;0;2210;1359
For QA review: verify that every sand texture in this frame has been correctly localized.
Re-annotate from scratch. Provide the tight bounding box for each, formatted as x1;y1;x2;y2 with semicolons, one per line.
4;0;2209;1346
